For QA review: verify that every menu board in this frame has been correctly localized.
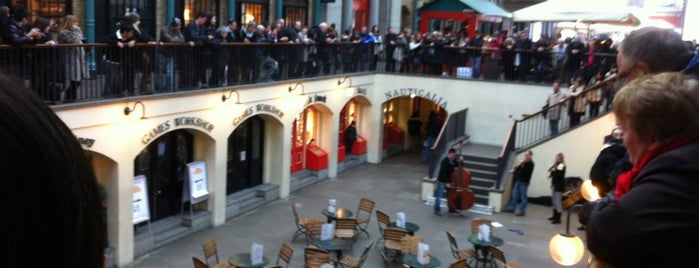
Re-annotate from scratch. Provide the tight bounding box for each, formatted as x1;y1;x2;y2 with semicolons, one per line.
132;175;150;224
187;161;209;204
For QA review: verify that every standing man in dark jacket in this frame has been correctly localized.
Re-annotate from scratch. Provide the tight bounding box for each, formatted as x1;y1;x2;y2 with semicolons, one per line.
384;27;398;72
343;121;357;156
470;31;484;79
102;23;136;97
434;148;458;216
504;150;534;216
183;12;213;88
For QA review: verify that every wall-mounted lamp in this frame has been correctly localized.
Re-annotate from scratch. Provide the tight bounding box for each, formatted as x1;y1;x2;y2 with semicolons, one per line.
124;101;148;120
221;90;241;103
288;82;305;93
337;76;351;86
549;204;585;266
356;87;366;95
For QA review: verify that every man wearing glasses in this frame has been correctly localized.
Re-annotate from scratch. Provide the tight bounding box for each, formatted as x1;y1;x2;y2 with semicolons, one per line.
616;27;699;81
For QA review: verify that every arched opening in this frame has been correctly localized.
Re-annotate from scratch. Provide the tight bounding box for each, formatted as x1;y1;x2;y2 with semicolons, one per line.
382;96;447;159
339;97;370;162
134;129;193;221
86;151;118;266
291;104;332;173
227;115;265;194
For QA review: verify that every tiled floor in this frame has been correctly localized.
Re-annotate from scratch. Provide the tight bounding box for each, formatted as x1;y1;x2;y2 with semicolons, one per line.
127;152;589;268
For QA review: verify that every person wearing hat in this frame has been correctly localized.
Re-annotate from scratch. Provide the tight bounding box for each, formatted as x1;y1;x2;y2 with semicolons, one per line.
125;12;158;94
155;17;187;92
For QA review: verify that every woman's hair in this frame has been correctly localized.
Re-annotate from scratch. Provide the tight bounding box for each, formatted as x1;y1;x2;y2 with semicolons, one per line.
0;72;106;267
57;14;78;32
613;72;699;144
32;17;51;32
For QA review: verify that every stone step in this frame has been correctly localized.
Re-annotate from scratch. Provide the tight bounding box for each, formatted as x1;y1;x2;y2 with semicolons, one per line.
459;159;498;173
471;177;497;189
461;154;499;165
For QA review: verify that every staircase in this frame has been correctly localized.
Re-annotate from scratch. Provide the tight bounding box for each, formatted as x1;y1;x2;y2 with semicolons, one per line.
459;144;500;209
290;169;329;192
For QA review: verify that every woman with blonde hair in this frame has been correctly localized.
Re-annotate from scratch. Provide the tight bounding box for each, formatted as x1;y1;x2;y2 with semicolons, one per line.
547;153;565;224
57;15;89;103
586;72;699;267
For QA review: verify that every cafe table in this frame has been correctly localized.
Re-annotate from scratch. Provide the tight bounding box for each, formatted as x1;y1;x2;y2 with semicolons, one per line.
388;221;420;235
402;253;441;268
321;208;354;223
312;237;349;259
467;234;504;268
227;253;269;268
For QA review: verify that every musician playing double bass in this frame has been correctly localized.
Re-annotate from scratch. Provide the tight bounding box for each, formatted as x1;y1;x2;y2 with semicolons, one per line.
434;148;459;216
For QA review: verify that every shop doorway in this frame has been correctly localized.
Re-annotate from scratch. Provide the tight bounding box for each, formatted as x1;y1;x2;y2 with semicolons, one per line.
134;130;193;221
227;115;265;194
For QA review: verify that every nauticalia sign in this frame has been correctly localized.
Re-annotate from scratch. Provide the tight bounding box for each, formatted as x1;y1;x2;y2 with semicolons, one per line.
384;88;447;108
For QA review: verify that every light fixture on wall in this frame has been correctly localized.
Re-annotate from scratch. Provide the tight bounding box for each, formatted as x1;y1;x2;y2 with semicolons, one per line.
221;89;241;103
337;76;351;86
123;101;148;120
288;82;305;93
549;204;585;266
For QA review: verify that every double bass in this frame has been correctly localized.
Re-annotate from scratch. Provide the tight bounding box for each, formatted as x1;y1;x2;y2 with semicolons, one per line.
447;158;475;212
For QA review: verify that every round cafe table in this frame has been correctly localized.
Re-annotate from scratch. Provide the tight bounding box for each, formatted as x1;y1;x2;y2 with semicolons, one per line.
468;234;504;267
388;221;421;235
227;253;269;268
321;207;353;223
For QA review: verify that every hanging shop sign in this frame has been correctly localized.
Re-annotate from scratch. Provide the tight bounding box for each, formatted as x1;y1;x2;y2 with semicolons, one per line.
233;104;285;127
384;88;448;108
141;117;215;144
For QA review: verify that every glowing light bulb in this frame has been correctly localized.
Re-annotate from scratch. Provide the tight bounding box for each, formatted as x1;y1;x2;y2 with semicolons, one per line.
550;233;585;266
581;180;601;201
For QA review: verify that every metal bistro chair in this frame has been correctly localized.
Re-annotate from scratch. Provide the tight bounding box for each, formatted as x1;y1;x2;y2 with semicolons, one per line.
375;209;391;246
490;246;525;268
335;218;360;249
269;242;294;268
382;227;407;261
354;197;376;238
338;241;375;268
446;231;477;261
449;258;469;268
192;256;209;268
202;239;231;268
304;245;333;268
291;201;324;242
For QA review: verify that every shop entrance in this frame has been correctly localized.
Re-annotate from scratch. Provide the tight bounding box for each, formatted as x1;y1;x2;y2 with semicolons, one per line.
382;96;446;158
134;130;193;221
227;115;265;194
291;106;324;172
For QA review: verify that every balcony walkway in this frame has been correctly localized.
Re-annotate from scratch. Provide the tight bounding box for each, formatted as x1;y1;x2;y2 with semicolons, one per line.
126;151;588;268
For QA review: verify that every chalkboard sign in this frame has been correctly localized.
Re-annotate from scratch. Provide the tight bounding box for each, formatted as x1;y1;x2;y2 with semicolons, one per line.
132;175;151;224
186;161;210;204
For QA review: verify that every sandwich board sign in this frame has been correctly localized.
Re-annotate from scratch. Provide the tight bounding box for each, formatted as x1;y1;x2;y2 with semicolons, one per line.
132;175;150;224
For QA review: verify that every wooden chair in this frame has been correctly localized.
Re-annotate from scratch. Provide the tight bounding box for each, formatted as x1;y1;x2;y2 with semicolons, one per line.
449;258;469;268
291;201;324;242
382;227;406;260
375;210;391;246
400;235;423;254
335;218;360;249
193;256;210;268
490;246;525;268
354;197;375;238
271;242;294;268
202;239;230;268
446;231;477;260
304;245;333;268
338;241;375;268
304;222;324;245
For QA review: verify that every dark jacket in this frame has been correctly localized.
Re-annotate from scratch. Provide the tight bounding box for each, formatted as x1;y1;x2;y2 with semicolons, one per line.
7;21;35;46
589;143;627;194
101;31;134;62
438;156;457;183
587;141;699;267
549;163;566;192
513;161;534;184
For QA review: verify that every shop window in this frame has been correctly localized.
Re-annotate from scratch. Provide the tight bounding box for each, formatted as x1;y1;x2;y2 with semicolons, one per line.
181;0;220;26
12;0;71;25
237;1;267;25
106;0;155;36
283;0;307;26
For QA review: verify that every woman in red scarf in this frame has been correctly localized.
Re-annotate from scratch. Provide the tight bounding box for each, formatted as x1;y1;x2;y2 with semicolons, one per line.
586;72;699;267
